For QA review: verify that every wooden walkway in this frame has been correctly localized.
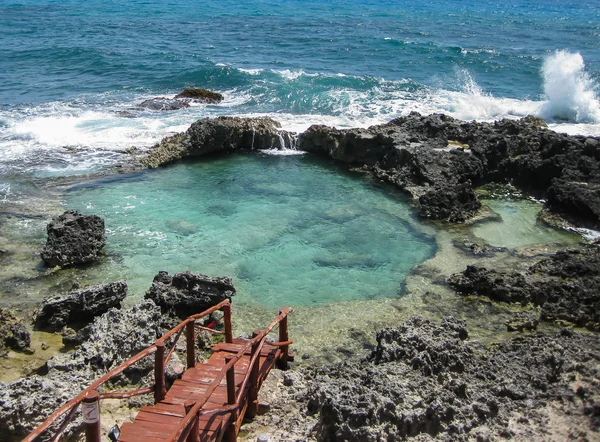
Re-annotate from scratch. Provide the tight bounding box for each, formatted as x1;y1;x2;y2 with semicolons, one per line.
119;339;284;441
24;301;292;442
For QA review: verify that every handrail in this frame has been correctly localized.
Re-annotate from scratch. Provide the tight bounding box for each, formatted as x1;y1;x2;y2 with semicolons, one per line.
23;299;231;442
167;307;292;442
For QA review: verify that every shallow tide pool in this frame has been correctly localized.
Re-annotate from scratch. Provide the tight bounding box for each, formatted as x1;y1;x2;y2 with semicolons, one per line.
67;153;437;307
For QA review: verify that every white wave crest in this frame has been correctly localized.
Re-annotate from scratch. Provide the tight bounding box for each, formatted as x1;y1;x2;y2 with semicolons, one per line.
540;50;600;123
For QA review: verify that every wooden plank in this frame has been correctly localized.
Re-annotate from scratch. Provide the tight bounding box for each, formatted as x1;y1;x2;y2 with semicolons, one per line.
118;334;287;442
144;403;187;417
136;410;183;425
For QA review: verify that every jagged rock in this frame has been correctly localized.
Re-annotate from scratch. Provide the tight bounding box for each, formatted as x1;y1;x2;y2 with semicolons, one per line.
419;181;481;222
0;307;31;354
307;316;600;441
448;265;536;304
142;116;294;168
138;97;190;111
36;281;127;331
449;246;600;330
300;113;600;227
40;210;106;267
174;88;224;103
145;270;235;320
506;312;539;332
0;301;162;439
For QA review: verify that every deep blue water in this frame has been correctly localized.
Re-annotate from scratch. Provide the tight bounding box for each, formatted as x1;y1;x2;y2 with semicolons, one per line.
2;0;600;103
0;0;599;184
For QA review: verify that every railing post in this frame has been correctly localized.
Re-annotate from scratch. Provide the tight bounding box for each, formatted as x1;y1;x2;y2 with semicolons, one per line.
224;357;237;442
82;390;101;442
277;310;289;369
185;401;200;442
186;321;196;369
246;331;261;419
223;303;233;344
154;342;167;403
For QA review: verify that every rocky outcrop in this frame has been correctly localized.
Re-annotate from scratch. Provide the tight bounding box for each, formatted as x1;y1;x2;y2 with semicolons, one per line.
449;245;600;330
418;181;481;222
307;316;600;441
0;307;31;355
142;117;293;168
145;271;235;320
35;281;127;331
174;88;224;103
300;113;600;226
40;211;106;268
0;301;162;440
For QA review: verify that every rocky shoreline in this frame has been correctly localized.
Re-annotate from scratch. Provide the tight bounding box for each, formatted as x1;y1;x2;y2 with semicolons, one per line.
1;113;600;440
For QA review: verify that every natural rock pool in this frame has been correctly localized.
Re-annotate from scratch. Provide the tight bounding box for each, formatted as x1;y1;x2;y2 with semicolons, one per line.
66;153;437;307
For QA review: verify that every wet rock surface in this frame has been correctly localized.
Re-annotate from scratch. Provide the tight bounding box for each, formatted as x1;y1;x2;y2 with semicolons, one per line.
35;281;128;331
174;88;224;103
449;245;600;330
0;301;162;440
138;97;190;111
300;113;600;225
505;311;539;332
40;210;106;267
0;307;31;355
145;270;235;321
305;316;600;441
142;116;293;168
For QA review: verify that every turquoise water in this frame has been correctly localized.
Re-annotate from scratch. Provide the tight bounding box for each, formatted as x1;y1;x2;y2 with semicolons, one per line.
66;154;436;307
473;199;580;249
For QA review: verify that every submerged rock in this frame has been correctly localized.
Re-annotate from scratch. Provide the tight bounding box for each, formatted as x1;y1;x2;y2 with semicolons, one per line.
307;316;600;441
449;245;600;330
0;307;31;355
142;117;293;168
35;281;128;331
145;270;235;320
138;97;190;111
0;301;162;439
505;311;539;332
40;210;106;268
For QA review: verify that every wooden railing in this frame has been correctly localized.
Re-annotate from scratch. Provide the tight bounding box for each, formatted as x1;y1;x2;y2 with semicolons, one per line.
23;301;292;442
168;307;292;442
24;300;231;442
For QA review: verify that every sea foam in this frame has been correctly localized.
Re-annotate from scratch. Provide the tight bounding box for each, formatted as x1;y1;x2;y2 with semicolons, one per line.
540;50;600;123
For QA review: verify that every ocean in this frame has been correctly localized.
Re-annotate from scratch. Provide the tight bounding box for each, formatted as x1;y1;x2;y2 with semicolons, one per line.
1;0;600;189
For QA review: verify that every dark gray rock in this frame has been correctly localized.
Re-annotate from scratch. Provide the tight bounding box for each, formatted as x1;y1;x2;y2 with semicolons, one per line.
0;301;162;440
307;316;600;441
36;281;127;331
40;210;106;267
174;88;224;103
138;97;190;111
448;265;536;304
0;307;31;354
143;117;293;168
449;245;600;331
145;270;235;320
419;181;482;222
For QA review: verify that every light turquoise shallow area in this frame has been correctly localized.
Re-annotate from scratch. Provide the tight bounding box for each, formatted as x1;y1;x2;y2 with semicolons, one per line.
473;199;579;249
67;153;436;307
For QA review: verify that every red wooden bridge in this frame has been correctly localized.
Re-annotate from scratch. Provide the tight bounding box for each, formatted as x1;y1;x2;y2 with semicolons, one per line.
24;300;293;442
